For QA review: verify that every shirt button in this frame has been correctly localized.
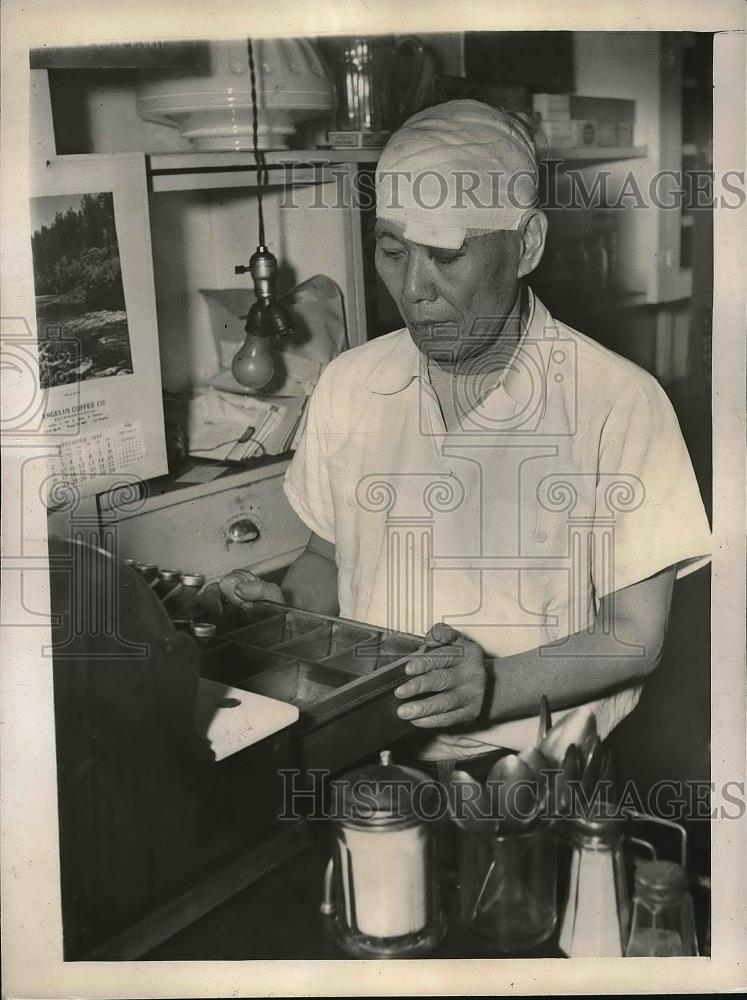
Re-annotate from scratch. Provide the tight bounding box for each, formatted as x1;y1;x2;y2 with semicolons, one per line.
536;529;547;543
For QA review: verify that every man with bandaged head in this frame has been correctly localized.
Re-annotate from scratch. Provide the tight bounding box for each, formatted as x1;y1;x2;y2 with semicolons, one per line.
217;101;711;772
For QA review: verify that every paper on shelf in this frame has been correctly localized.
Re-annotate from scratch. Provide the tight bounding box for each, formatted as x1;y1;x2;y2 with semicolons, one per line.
188;387;307;462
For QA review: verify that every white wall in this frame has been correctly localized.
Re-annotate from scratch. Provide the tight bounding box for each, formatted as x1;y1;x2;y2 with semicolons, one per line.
150;181;352;392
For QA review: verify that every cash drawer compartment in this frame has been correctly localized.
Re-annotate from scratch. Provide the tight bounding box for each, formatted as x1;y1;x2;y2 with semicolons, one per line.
211;601;426;772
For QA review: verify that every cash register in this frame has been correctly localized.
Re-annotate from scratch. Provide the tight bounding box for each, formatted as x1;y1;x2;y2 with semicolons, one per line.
49;530;425;959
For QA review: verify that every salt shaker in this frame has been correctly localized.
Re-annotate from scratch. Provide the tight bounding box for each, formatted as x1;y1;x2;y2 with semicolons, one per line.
625;860;699;956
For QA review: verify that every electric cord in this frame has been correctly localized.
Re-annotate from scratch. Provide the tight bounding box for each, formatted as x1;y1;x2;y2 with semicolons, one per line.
247;37;267;245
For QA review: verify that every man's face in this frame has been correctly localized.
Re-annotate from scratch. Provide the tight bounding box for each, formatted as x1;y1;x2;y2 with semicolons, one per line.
374;220;523;365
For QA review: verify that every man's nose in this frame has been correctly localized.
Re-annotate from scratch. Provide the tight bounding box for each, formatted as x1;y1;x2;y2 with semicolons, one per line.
402;251;436;304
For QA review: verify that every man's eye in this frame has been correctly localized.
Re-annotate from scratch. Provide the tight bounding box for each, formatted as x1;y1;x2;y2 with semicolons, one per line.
379;246;405;260
432;253;460;265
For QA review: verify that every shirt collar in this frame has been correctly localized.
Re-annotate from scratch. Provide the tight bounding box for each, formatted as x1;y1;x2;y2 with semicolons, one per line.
369;288;557;400
368;328;425;395
501;290;557;408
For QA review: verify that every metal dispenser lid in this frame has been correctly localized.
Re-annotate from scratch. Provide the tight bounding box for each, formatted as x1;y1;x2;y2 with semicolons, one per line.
568;797;626;843
180;573;205;587
331;750;436;829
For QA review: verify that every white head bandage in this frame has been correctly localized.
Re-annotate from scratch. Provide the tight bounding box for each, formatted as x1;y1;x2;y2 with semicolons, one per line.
375;100;540;250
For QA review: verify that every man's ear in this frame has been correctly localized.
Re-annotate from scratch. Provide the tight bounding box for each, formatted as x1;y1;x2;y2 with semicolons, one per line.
517;210;548;279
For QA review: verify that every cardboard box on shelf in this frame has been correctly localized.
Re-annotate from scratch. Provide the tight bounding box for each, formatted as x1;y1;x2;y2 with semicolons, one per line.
572;120;599;147
541;119;576;147
544;119;601;148
327;130;391;148
569;95;635;125
616;123;634;146
544;119;636;150
597;122;619;146
532;92;571;120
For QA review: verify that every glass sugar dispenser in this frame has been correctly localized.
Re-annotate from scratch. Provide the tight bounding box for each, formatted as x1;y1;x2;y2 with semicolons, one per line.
625;860;699;956
558;799;631;957
321;750;446;958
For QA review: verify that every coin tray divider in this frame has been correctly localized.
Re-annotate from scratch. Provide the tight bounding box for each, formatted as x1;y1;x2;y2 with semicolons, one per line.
225;609;328;649
237;660;362;709
211;601;428;731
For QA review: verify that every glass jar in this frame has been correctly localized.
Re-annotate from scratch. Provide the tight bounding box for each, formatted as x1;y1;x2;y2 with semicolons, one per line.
459;823;557;951
625;860;699;956
558;804;629;957
326;750;445;958
317;36;394;133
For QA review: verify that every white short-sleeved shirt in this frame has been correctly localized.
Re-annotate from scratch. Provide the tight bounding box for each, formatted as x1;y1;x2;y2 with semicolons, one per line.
284;290;711;759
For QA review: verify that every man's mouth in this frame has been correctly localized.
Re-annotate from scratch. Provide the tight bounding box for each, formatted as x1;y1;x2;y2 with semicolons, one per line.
407;318;459;336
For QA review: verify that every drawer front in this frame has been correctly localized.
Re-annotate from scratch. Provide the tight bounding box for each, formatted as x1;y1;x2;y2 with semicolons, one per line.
113;472;310;581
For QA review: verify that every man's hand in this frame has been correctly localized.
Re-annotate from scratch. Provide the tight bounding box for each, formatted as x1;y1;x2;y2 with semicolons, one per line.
201;568;284;615
394;622;488;728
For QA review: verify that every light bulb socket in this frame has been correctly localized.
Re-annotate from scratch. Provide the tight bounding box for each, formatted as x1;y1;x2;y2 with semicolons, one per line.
244;299;293;340
250;245;278;304
245;300;268;336
262;300;294;339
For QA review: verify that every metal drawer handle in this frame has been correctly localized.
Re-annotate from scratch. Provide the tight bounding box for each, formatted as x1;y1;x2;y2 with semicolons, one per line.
226;517;261;544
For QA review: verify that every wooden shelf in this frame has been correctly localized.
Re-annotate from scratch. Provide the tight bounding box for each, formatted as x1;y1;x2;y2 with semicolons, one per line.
577;290;649;314
147;145;649;190
148;149;381;173
147;153;345;192
547;146;647;165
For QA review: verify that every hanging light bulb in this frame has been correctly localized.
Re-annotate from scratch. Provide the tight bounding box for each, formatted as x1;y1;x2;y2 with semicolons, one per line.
233;246;294;389
231;320;275;389
231;39;294;390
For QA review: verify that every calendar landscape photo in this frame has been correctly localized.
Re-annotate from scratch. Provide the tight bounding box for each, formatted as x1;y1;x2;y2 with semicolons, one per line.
30;191;134;388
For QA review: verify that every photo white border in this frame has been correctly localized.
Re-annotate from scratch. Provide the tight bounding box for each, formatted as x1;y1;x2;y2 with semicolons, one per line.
2;1;745;997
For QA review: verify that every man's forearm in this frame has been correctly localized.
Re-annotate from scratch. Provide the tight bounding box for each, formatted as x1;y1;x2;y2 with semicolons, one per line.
484;616;664;724
281;551;339;615
477;567;676;724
